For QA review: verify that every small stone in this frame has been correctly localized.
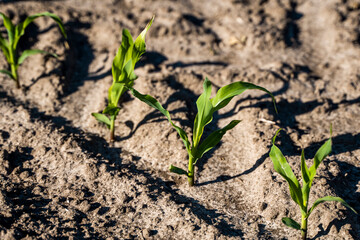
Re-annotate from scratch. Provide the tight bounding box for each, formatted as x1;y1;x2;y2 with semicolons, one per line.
142;229;150;238
259;202;268;211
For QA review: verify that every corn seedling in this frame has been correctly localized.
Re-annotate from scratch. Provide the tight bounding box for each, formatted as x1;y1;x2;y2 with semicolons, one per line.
0;12;67;88
128;77;276;186
92;16;154;143
269;127;357;240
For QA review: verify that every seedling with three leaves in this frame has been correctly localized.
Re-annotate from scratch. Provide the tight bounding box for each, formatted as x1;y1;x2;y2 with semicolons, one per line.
129;77;276;186
269;128;357;240
92;16;154;143
0;12;67;88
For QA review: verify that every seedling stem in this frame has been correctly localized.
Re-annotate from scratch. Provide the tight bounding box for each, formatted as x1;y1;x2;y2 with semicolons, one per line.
110;115;116;142
10;64;19;88
188;155;195;186
301;215;307;240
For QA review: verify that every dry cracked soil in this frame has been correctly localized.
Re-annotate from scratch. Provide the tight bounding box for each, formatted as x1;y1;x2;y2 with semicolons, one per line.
0;0;360;239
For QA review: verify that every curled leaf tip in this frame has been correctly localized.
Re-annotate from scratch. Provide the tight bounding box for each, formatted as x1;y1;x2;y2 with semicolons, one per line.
272;128;282;144
330;123;333;138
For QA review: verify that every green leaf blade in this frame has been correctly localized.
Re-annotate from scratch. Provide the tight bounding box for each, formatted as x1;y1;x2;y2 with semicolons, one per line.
0;12;15;44
307;196;358;217
18;49;58;65
91;113;111;129
0;33;10;61
102;104;120;116
128;87;191;155
211;81;277;113
108;82;127;108
194;120;241;159
0;69;15;80
14;11;67;48
309;137;332;181
133;15;154;62
193;77;213;147
112;29;134;82
301;149;311;206
282;217;301;230
169;165;188;175
269;130;304;208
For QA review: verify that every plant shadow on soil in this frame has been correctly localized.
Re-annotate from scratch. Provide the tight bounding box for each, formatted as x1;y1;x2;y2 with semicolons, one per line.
308;162;360;239
0;89;116;238
30;12;111;99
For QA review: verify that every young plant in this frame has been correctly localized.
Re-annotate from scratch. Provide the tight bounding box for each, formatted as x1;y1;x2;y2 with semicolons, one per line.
92;16;154;143
128;77;276;186
0;11;67;88
269;128;357;240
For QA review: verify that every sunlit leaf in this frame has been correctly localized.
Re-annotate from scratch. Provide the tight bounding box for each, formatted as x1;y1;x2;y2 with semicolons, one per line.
0;12;15;44
94;17;154;141
91;113;111;129
193;77;213;147
211;81;277;113
307;196;358;217
133;15;154;63
14;11;67;48
0;33;10;61
194;120;241;160
269;129;304;210
301;149;311;206
308;138;332;181
128;87;191;156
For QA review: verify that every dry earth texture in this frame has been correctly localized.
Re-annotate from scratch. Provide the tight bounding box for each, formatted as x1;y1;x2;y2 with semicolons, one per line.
0;0;359;239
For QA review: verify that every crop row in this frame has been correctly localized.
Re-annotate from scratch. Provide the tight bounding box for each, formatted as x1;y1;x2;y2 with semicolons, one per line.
0;13;357;239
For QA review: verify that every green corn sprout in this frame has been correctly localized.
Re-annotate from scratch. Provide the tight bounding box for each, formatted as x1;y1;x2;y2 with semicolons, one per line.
0;11;67;88
92;16;154;143
128;77;276;186
269;127;357;240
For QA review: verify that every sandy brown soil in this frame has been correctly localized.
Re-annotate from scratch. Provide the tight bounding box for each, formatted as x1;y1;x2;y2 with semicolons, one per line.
0;0;359;239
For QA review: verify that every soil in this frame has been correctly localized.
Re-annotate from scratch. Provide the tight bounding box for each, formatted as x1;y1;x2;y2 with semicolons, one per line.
0;0;359;239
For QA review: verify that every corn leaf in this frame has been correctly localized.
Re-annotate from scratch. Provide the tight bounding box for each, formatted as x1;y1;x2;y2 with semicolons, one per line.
193;120;241;160
128;87;192;156
0;33;10;61
112;29;133;83
301;149;311;207
211;81;277;113
108;81;127;107
308;137;332;181
193;77;213;147
103;104;120;116
133;15;154;63
18;49;58;65
269;129;304;210
169;165;188;175
193;78;277;149
307;196;358;217
0;12;15;45
14;11;67;48
91;113;111;129
0;69;14;80
282;217;301;230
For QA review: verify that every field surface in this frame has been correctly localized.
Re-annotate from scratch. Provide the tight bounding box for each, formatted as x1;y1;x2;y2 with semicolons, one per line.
0;0;359;239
